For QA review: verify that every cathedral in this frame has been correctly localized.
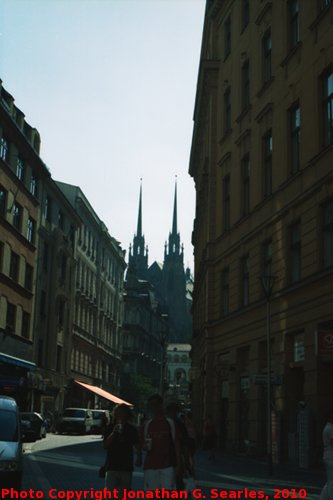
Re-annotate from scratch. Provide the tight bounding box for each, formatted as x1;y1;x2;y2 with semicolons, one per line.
127;181;192;344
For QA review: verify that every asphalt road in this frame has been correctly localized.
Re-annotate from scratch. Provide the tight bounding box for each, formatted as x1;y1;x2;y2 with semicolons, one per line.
15;434;322;500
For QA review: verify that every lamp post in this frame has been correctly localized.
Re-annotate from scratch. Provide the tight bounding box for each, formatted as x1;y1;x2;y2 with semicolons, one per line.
260;275;276;476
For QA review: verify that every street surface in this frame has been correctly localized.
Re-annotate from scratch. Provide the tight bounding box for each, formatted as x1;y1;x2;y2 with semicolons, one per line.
17;434;323;500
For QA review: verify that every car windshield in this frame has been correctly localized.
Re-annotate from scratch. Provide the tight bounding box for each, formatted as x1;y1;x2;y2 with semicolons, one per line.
63;409;85;418
0;409;18;441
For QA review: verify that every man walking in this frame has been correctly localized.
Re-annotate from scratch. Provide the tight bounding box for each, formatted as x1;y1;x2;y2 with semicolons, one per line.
142;394;181;490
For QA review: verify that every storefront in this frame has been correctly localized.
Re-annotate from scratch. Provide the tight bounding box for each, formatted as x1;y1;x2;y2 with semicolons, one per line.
0;352;36;410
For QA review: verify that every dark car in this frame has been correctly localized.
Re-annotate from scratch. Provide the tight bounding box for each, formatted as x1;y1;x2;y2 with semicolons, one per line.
20;412;47;442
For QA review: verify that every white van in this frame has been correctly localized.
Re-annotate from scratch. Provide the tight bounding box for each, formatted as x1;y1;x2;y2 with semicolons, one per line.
58;408;93;434
0;396;23;488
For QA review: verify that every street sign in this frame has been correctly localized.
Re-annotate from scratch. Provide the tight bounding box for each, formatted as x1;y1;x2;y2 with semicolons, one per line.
251;374;283;385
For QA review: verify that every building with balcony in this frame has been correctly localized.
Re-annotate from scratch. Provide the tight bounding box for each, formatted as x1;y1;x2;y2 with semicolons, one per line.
56;182;126;408
32;179;80;415
189;0;333;465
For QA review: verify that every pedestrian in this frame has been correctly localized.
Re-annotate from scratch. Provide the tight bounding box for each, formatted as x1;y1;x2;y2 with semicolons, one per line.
203;415;217;461
184;412;197;459
165;402;193;490
320;408;333;500
142;394;181;491
103;404;142;494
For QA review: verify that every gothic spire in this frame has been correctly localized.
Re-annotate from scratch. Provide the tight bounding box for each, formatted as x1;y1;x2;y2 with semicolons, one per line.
137;179;143;237
172;176;177;236
128;178;148;279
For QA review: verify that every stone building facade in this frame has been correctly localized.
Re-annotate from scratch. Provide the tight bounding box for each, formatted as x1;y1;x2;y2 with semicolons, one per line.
32;180;80;414
189;0;333;465
56;182;126;408
0;81;49;409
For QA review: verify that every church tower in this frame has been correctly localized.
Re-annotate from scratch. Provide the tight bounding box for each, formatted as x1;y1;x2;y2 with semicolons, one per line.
162;179;191;342
128;182;148;279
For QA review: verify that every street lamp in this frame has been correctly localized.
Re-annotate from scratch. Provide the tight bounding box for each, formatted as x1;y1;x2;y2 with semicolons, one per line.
260;274;276;476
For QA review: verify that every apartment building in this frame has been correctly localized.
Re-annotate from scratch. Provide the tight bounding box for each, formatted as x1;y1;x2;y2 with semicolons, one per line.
189;0;333;465
56;182;126;408
33;179;80;414
0;81;50;409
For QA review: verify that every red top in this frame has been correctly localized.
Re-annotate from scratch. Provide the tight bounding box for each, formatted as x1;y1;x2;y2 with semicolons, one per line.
143;416;176;470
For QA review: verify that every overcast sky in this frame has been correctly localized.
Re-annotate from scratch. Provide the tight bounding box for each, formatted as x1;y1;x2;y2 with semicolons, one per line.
0;0;205;270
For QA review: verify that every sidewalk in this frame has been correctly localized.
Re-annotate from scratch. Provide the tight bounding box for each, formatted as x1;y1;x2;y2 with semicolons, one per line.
194;448;326;494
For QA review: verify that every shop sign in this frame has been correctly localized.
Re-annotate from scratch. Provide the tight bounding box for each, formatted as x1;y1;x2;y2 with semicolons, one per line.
316;330;333;355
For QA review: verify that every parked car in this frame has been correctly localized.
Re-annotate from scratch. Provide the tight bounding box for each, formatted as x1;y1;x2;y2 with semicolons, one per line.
20;412;47;442
91;409;110;433
57;408;93;434
0;396;23;489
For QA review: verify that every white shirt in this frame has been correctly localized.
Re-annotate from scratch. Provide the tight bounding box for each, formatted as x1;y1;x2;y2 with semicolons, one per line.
323;422;333;460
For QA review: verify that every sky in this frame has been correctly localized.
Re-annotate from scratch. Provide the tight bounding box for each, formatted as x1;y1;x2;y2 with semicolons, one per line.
0;0;206;271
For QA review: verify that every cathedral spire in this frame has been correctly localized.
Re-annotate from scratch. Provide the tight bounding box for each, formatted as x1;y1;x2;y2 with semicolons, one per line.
128;179;148;279
172;176;177;236
137;179;143;238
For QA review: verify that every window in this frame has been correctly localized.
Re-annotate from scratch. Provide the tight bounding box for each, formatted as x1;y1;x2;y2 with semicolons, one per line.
0;241;3;272
40;290;46;318
6;303;16;332
293;333;305;362
224;15;231;59
262;31;272;83
289;0;299;49
0;136;9;161
263;130;273;197
241;155;250;216
290;221;301;283
56;345;62;372
223;175;230;231
58;210;64;230
21;312;30;339
221;268;229;316
290;104;300;174
27;217;36;244
58;300;65;328
30;174;38;197
241;256;250;306
12;203;22;231
0;186;7;215
38;339;44;366
263;240;273;277
322;70;333;147
9;251;19;281
224;88;231;133
16;157;25;182
241;0;250;30
323;201;333;267
44;195;52;222
43;242;49;271
60;255;67;283
242;60;250;110
25;263;33;290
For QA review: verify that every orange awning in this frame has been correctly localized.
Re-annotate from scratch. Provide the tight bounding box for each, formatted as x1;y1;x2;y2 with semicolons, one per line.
74;380;133;406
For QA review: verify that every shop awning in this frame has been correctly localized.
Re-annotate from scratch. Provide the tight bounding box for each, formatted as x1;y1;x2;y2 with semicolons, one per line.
0;352;36;370
74;380;132;406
